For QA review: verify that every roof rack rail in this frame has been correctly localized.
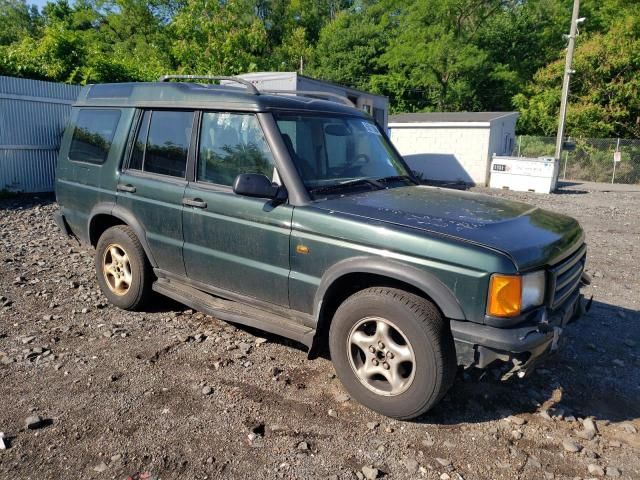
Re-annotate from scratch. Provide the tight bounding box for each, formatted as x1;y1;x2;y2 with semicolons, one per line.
158;75;259;95
262;90;355;107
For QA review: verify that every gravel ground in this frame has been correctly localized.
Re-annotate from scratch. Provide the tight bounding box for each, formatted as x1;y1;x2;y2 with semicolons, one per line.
1;182;639;480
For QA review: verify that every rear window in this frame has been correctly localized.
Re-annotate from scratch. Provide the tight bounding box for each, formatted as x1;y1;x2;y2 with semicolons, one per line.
69;109;121;164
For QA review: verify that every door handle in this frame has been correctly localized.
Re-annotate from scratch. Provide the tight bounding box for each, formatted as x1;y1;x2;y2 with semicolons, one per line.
183;198;207;209
117;184;136;193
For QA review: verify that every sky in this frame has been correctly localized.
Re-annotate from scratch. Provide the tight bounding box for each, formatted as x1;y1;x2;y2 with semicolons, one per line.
30;0;51;10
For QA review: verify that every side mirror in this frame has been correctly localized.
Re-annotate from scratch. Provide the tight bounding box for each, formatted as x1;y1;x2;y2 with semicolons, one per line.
232;173;285;201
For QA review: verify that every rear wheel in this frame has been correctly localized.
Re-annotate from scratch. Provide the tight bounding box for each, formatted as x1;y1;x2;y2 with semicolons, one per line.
329;287;457;419
95;225;152;310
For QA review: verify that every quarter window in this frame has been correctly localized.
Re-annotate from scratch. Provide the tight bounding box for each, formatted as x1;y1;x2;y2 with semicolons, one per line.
198;112;276;186
128;110;194;178
129;111;150;171
69;109;121;164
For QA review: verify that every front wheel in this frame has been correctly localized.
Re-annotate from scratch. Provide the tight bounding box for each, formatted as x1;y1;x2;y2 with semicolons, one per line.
329;287;457;419
95;225;152;310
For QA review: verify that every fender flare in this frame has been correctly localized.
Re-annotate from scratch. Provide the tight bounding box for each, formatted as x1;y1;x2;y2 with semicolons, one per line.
87;202;158;268
313;256;466;324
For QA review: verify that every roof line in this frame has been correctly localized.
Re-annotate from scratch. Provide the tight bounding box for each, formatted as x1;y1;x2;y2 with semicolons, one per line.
388;122;491;128
389;112;519;123
486;112;519;122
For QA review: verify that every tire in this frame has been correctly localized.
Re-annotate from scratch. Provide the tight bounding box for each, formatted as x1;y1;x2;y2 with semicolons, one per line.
329;287;457;419
94;225;152;310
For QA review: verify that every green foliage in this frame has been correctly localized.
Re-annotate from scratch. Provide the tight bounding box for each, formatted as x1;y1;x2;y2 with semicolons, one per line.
472;0;570;111
514;6;640;138
171;0;268;75
379;0;502;112
0;0;172;82
310;0;401;92
309;0;577;114
0;0;638;138
0;0;39;45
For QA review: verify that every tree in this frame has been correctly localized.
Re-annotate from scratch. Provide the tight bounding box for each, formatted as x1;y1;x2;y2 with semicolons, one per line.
0;0;638;138
378;0;509;112
0;0;40;45
0;1;89;82
472;0;571;111
0;0;172;82
309;0;402;91
258;0;351;71
514;5;640;138
170;0;269;75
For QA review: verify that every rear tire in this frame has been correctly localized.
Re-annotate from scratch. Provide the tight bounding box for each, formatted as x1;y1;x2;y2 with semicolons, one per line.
329;287;457;419
95;225;152;310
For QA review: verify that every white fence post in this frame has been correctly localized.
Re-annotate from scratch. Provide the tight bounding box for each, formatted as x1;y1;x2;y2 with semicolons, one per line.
611;138;620;184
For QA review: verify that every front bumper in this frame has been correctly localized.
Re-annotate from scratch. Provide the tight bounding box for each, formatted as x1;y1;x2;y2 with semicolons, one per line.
451;290;585;379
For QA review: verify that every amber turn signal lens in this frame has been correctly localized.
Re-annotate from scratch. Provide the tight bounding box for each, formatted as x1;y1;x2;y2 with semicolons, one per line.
487;274;522;317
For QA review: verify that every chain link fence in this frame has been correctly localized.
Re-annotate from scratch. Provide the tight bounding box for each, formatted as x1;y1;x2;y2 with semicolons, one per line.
513;136;640;184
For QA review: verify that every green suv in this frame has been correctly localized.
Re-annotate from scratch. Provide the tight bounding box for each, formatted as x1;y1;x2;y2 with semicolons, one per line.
54;77;587;419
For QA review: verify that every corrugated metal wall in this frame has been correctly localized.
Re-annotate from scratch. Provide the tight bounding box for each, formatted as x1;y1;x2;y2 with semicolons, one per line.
0;76;81;193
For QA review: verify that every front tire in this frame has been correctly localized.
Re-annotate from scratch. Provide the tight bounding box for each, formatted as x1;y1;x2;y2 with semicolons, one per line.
95;225;152;310
329;287;457;419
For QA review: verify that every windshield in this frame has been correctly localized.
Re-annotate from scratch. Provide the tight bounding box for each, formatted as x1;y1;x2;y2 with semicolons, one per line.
274;114;414;197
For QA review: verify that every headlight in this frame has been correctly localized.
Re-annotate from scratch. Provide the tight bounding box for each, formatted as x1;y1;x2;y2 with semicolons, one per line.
487;271;546;317
522;270;546;310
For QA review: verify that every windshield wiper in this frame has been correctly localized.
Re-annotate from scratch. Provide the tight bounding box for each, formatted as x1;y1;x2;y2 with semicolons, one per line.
309;178;384;195
375;175;419;185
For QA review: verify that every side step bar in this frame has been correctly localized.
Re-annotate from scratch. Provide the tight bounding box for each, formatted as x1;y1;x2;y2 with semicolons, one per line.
152;278;315;348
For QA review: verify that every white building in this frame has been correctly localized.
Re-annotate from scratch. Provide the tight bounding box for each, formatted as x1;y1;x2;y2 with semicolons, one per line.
227;72;389;128
389;112;519;186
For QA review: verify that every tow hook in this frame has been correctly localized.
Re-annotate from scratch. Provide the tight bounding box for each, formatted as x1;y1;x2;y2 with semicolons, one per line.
537;323;553;334
550;326;562;351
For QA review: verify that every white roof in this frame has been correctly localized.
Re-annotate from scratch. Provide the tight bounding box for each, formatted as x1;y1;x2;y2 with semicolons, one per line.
389;111;519;128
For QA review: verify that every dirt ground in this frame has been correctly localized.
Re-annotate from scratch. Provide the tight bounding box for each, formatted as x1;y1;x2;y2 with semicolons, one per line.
1;181;639;480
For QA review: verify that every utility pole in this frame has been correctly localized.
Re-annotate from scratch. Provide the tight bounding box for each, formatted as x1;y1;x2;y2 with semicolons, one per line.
554;0;584;160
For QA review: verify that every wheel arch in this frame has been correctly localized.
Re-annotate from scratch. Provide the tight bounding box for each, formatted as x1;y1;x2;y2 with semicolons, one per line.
87;203;158;268
308;257;465;358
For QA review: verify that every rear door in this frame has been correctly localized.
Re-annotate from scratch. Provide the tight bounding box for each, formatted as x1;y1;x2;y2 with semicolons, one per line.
56;107;127;237
181;111;292;307
116;109;195;276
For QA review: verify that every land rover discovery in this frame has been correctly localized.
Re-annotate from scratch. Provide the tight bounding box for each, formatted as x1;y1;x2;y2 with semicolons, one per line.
54;76;588;419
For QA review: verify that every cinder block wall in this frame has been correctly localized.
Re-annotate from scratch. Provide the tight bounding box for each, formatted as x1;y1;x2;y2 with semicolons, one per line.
390;126;491;185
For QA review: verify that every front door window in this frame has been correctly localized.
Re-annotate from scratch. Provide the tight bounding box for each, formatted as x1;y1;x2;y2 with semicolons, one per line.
198;112;276;186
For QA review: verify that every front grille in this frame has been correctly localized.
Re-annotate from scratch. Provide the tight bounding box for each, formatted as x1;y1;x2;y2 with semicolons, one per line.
550;243;586;309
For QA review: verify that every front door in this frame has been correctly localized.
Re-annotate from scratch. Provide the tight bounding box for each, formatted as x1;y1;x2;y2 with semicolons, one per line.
116;109;195;276
182;111;292;307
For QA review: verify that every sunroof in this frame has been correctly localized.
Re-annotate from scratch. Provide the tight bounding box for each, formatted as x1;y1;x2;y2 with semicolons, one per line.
87;84;134;99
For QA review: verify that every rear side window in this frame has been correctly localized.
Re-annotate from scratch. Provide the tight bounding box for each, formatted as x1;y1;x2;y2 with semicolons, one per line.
69;109;121;164
127;110;194;178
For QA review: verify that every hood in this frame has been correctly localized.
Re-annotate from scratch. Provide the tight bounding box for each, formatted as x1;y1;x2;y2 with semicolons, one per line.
313;186;583;270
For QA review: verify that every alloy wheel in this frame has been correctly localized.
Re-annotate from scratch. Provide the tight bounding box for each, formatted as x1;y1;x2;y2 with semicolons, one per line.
346;316;416;396
102;243;132;296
